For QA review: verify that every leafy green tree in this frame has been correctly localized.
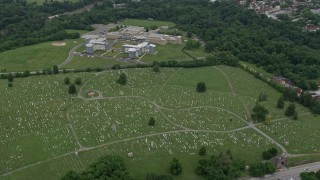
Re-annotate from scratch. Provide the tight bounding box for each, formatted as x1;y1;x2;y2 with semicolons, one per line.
283;88;298;102
195;150;244;179
252;103;269;122
74;78;82;85
205;41;215;53
309;80;319;91
315;170;320;179
53;65;59;74
62;170;80;180
262;147;278;160
285;103;296;117
7;73;14;82
265;161;276;174
23;70;30;77
8;82;13;87
62;155;133;180
197;82;206;92
64;77;70;85
258;92;268;102
187;32;192;38
249;162;275;177
153;64;160;72
264;115;271;125
300;172;318;180
68;84;76;94
277;96;285;109
199;146;206;156
149;117;155;126
117;73;127;85
170;157;182;175
145;173;173;180
293;112;298;120
185;40;200;50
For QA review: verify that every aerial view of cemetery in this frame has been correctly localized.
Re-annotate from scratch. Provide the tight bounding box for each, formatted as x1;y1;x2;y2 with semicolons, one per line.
1;7;320;179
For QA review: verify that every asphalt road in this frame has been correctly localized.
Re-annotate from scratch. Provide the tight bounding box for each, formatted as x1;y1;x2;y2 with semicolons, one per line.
250;161;320;180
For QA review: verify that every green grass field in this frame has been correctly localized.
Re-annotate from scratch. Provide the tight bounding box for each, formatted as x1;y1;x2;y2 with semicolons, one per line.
141;43;197;62
121;19;176;28
0;65;315;179
0;38;84;72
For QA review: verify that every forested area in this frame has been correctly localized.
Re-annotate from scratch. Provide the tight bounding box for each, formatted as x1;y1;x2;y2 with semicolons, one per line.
56;0;320;88
1;0;320;87
0;0;98;52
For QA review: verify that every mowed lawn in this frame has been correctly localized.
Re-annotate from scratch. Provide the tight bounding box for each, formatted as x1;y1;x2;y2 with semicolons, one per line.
0;66;316;179
141;43;192;62
121;19;176;28
0;38;84;72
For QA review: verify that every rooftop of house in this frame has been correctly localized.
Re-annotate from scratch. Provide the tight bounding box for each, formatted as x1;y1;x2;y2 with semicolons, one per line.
304;24;320;31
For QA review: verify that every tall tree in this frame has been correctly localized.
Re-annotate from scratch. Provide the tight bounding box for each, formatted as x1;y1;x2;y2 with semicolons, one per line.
277;96;284;109
117;73;127;85
170;157;182;176
53;65;59;74
252;103;269;122
197;82;206;92
285;103;296;117
64;77;70;85
68;84;76;94
7;73;14;82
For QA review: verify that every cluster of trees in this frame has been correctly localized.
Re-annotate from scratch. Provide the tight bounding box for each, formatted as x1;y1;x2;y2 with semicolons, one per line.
170;157;182;175
195;150;246;179
145;173;173;180
52;0;320;85
62;155;133;180
64;77;82;94
300;170;320;180
283;87;320;114
0;0;95;52
248;161;276;177
2;0;320;90
251;103;269;122
184;40;200;50
262;147;278;160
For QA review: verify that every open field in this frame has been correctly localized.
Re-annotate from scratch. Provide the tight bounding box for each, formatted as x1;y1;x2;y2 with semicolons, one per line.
0;65;315;179
120;19;176;28
62;55;131;69
141;43;192;62
0;38;84;72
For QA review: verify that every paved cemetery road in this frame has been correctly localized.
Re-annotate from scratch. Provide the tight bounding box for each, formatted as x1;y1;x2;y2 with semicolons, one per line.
255;161;320;180
58;43;83;68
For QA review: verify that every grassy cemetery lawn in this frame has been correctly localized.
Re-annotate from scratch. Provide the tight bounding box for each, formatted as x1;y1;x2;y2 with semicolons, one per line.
121;19;176;28
0;38;84;72
0;65;316;179
258;115;320;154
